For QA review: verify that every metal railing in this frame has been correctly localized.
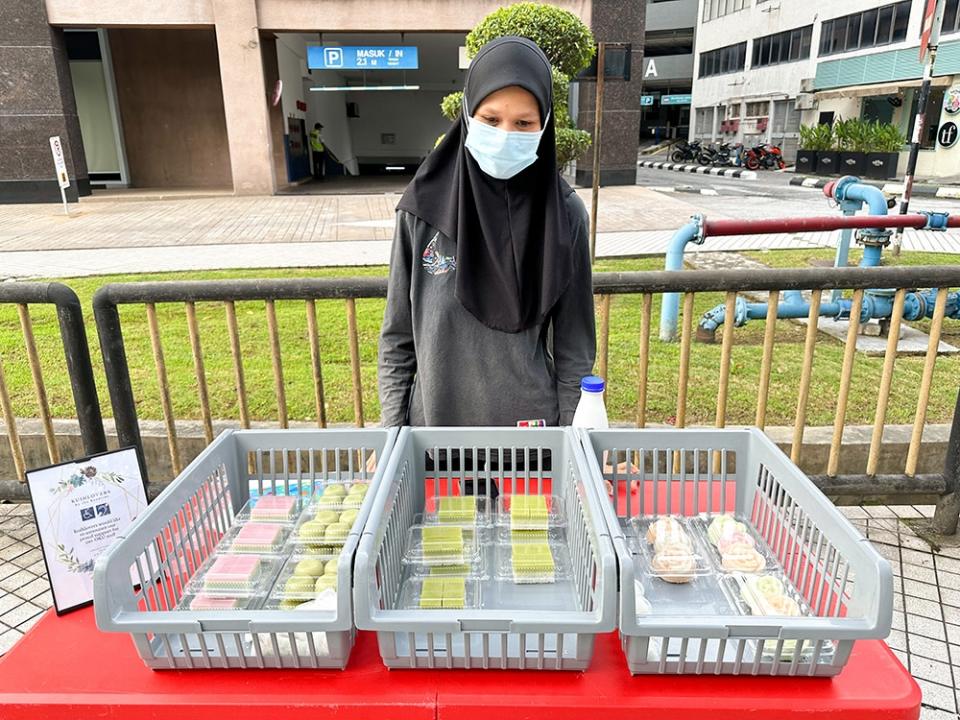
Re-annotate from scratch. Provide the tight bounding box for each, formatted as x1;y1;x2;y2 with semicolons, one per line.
91;265;960;532
0;283;106;484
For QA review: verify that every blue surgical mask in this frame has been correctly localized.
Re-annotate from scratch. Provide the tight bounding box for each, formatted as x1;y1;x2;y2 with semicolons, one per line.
464;114;549;180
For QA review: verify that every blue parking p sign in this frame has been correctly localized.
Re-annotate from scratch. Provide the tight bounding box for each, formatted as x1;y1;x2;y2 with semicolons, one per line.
308;46;419;70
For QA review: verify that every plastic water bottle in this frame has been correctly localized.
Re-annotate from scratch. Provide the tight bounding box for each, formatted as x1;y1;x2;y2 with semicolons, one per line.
571;375;609;429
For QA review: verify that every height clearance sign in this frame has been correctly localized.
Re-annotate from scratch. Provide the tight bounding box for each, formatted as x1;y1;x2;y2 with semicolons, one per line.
308;46;418;70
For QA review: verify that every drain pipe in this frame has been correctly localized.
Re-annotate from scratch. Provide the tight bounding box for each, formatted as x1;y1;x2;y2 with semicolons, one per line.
659;214;705;341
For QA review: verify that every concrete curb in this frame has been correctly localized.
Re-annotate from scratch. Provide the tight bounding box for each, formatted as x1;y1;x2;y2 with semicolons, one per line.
789;175;960;199
637;160;757;181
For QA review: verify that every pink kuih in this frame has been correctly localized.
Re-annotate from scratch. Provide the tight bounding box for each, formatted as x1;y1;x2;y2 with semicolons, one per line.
250;495;297;522
189;594;243;610
203;555;262;592
230;523;284;553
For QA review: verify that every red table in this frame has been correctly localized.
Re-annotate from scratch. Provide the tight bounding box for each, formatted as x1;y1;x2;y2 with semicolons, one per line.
0;607;919;720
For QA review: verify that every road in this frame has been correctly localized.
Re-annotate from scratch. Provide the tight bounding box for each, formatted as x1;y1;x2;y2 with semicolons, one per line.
634;164;960;220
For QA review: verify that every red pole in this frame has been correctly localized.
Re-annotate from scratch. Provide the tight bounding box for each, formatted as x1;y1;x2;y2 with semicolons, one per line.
702;214;958;238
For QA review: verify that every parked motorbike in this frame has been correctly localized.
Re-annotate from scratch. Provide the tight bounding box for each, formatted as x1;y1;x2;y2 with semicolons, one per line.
743;144;786;170
698;142;736;167
670;139;703;163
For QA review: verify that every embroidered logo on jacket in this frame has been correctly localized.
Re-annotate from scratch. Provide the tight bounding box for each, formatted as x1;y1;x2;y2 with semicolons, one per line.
421;233;456;275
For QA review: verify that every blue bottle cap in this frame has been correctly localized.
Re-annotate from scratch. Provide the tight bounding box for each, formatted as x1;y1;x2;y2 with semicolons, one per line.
581;375;605;392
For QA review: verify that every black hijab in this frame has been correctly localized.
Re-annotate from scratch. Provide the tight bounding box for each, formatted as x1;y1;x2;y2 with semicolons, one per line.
397;36;575;333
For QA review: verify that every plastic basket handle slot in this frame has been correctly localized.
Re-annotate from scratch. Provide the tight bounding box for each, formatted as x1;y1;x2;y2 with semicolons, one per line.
459;618;514;632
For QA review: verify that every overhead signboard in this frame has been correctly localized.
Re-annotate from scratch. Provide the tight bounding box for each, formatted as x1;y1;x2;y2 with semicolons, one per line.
307;46;419;70
661;94;692;106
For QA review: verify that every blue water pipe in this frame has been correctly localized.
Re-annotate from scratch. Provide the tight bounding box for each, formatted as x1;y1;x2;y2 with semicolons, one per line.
687;176;960;341
659;214;705;341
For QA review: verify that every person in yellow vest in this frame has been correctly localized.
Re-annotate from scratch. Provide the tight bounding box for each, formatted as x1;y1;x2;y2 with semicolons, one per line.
310;123;328;180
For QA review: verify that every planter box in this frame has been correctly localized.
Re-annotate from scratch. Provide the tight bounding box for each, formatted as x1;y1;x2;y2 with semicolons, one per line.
839;151;866;177
864;152;899;180
795;150;818;174
816;151;841;175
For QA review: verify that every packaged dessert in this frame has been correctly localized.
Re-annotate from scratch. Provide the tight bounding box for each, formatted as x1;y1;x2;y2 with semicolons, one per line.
723;572;809;618
632;516;711;584
399;577;481;610
402;524;481;566
632;554;735;616
495;524;565;545
263;552;343;610
288;510;353;551
218;522;291;555
421;494;492;527
694;514;770;575
309;481;370;512
185;553;282;597
233;495;303;524
177;593;262;611
407;548;488;580
496;493;565;531
495;540;571;585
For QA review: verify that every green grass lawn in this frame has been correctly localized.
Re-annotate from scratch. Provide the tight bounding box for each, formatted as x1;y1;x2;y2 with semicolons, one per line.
1;249;957;428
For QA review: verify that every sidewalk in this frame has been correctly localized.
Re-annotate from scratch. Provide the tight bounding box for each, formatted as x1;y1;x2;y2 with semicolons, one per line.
0;186;957;280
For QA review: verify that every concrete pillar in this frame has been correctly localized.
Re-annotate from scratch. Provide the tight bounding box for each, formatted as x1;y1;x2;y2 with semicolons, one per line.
0;0;89;202
575;0;645;187
211;0;275;195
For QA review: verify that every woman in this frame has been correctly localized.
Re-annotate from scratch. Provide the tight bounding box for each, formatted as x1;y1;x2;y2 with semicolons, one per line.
378;36;595;429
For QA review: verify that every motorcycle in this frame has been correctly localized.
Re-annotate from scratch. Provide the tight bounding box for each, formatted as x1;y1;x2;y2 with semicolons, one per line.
670;139;703;164
699;142;736;167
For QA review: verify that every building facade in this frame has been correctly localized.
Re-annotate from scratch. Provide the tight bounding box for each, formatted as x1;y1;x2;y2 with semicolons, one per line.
690;0;960;176
2;0;645;203
638;0;698;144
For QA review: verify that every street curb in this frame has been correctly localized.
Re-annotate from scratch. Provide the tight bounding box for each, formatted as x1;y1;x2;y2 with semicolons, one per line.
637;160;757;181
789;175;960;199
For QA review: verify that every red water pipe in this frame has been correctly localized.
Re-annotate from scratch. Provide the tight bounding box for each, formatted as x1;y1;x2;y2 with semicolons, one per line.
702;213;958;238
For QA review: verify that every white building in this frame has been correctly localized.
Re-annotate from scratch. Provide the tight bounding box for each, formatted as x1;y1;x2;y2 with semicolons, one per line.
690;0;960;177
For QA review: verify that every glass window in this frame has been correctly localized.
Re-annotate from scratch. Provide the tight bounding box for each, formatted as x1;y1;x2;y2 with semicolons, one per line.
876;6;893;45
753;25;814;68
892;3;910;41
860;9;878;47
819;20;833;55
845;14;861;52
831;17;846;54
944;0;960;34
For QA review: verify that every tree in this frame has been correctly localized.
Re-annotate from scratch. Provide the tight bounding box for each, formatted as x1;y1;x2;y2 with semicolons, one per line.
439;2;595;166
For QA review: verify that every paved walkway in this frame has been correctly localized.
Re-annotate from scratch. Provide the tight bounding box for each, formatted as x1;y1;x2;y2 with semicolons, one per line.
1;187;957;279
1;501;959;718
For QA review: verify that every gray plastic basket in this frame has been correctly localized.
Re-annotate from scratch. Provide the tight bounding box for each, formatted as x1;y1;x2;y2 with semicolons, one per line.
94;428;396;670
354;427;616;670
577;427;893;676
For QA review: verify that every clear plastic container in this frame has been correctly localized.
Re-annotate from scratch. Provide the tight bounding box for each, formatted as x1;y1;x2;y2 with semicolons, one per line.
402;524;481;566
421;495;492;527
398;577;482;610
233;495;304;524
185;553;282;596
631;554;732;616
219;522;291;555
288;511;353;551
309;481;371;512
693;513;770;575
723;572;810;619
632;516;712;584
406;548;489;580
263;553;343;610
496;494;565;531
494;525;566;545
176;593;262;611
495;541;572;585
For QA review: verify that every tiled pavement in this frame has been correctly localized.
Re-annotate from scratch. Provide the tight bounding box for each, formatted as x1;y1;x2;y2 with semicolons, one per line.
1;500;959;718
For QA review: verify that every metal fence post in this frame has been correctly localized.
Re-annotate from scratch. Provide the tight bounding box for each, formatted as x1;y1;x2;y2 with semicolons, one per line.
933;387;960;535
49;284;108;455
93;287;148;487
